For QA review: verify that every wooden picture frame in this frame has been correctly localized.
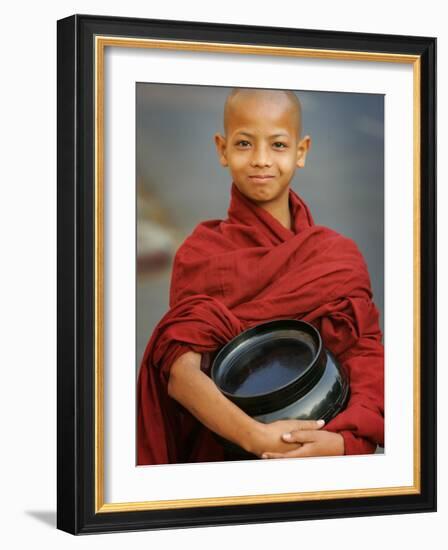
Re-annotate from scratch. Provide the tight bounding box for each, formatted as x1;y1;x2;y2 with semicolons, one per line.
57;14;436;534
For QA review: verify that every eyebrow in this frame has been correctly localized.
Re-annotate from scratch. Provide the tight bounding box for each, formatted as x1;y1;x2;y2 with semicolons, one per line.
235;131;290;138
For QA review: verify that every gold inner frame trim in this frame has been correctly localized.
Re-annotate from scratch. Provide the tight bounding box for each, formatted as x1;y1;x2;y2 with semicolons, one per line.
94;35;421;513
413;57;422;494
100;485;420;513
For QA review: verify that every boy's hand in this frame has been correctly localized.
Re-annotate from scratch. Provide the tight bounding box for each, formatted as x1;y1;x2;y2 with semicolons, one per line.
261;429;344;459
249;419;326;457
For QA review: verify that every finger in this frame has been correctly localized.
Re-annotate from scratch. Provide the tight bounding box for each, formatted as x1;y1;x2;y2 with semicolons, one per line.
282;430;320;444
262;445;315;459
294;419;325;431
282;420;325;442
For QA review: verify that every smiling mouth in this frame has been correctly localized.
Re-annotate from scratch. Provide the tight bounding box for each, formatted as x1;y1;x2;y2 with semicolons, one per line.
249;175;275;182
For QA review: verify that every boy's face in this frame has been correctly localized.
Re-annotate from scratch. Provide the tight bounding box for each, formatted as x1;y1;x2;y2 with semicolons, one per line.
214;91;310;208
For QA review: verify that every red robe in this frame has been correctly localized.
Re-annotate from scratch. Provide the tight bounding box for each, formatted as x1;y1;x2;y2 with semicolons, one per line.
137;183;384;465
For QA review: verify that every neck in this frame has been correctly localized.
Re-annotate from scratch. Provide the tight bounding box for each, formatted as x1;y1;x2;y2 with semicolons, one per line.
256;194;292;230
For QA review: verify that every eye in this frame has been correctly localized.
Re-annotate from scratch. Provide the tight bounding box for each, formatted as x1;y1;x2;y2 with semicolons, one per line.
273;142;287;149
236;140;251;148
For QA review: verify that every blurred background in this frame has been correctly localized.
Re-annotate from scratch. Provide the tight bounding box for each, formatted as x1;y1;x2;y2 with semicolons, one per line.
136;84;384;370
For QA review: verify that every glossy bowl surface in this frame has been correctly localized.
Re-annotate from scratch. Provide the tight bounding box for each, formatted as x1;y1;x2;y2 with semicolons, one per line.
211;319;349;458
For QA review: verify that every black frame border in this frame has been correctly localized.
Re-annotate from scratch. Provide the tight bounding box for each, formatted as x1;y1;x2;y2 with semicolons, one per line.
57;14;436;534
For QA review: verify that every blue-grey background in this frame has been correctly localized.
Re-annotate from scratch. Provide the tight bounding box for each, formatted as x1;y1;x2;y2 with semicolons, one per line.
136;84;384;368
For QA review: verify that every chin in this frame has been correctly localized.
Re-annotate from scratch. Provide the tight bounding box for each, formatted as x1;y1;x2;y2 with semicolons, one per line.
244;191;269;203
253;189;277;201
235;182;278;203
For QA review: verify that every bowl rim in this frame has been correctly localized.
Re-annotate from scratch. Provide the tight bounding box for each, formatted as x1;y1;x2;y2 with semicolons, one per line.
211;319;325;403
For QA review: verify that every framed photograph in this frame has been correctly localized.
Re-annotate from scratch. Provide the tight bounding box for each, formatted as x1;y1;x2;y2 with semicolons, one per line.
57;14;436;534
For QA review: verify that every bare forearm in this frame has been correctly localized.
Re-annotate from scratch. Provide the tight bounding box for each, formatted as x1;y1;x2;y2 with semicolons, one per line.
167;351;262;453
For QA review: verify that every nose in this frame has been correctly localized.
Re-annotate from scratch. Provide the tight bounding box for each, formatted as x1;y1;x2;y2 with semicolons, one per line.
250;144;272;167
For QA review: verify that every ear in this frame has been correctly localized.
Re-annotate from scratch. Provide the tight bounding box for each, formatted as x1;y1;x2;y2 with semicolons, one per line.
214;133;228;167
296;135;312;169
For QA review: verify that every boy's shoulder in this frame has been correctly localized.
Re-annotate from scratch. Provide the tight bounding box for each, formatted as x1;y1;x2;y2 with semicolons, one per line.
307;221;362;247
174;215;368;271
174;217;227;260
310;223;370;269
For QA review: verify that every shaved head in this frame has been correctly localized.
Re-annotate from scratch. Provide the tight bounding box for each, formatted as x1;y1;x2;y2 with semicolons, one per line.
214;87;311;221
223;88;302;137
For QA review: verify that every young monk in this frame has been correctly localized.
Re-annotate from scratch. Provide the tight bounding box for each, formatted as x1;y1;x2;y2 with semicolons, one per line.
137;88;384;465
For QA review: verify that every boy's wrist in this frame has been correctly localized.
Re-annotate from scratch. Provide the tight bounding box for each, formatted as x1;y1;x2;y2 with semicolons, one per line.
241;420;266;456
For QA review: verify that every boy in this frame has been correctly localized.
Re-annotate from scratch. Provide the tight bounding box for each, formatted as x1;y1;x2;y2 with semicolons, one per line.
137;88;384;465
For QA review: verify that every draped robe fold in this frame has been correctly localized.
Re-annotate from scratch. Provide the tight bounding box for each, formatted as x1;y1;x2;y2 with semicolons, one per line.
137;184;384;465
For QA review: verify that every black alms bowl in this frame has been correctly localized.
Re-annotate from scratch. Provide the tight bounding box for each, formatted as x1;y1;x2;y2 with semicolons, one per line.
211;319;349;427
